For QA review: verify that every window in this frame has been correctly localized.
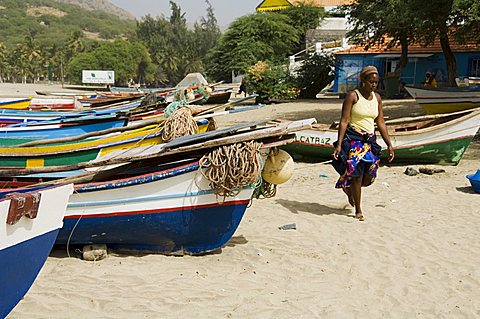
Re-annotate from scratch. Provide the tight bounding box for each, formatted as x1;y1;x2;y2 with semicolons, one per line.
382;59;399;76
470;58;480;77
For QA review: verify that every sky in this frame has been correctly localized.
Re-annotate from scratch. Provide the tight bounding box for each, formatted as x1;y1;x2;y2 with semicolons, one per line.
110;0;260;28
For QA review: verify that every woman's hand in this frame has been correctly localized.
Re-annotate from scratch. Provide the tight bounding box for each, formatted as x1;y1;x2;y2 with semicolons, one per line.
332;145;341;160
388;145;395;162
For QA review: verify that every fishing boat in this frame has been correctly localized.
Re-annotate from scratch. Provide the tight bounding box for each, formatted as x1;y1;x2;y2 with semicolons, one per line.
0;119;209;169
204;89;232;105
29;97;82;110
0;97;32;110
281;109;480;165
0;100;143;126
0;119;314;254
0;114;127;140
0;183;73;318
405;85;480;114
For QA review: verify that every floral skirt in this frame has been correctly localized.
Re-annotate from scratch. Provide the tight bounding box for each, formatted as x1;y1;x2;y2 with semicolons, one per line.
332;128;380;189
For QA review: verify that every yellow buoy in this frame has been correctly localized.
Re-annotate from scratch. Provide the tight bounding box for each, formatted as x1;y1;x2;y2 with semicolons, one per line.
261;149;294;185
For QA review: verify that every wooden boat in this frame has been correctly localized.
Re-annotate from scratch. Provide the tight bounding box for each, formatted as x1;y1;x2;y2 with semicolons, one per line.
29;97;82;110
0;183;73;318
0;119;314;255
0;100;142;126
405;85;480;114
0;97;31;110
204;89;232;105
0;119;209;169
56;160;262;254
0;115;127;140
281;109;480;165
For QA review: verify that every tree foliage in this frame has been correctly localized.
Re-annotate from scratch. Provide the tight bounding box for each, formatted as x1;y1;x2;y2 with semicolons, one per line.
0;0;135;50
342;0;417;76
136;1;221;86
67;40;155;85
280;4;327;54
294;53;335;99
344;0;480;86
244;61;298;104
206;13;300;82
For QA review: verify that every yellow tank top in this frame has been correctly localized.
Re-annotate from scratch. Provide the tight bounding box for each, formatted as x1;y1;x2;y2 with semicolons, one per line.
350;89;379;134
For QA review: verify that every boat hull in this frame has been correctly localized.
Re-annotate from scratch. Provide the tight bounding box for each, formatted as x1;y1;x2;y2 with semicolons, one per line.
282;111;480;165
0;184;73;318
56;162;257;254
405;85;480;114
0;118;127;140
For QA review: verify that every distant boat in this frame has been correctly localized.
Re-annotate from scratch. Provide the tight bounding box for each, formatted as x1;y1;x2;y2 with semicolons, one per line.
0;183;73;318
405;85;480;114
0;115;127;140
0;97;31;109
281;109;480;165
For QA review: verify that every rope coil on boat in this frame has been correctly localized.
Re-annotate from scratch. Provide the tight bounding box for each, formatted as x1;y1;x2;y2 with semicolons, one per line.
161;107;199;142
199;141;262;198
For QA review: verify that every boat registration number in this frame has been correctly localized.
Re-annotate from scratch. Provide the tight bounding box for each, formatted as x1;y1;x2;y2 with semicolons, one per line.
296;136;332;145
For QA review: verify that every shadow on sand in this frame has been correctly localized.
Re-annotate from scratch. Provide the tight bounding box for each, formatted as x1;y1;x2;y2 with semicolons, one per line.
276;199;352;217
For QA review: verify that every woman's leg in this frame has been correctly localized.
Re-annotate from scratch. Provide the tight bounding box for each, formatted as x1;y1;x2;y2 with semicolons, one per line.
342;186;354;206
351;176;364;220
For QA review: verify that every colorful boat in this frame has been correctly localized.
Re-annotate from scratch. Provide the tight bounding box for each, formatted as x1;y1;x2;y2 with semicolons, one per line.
282;109;480;165
0;100;142;126
29;97;82;110
0;183;73;318
405;85;480;114
0;97;32;110
0;115;127;140
0;119;209;169
0;119;314;254
56;160;259;254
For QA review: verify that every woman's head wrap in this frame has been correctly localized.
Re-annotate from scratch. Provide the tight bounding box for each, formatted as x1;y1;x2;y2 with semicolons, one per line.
360;66;379;80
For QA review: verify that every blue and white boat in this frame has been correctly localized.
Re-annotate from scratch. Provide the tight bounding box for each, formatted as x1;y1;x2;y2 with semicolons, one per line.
0;184;73;318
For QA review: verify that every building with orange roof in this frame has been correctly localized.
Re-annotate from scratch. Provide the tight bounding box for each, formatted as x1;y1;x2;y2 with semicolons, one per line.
256;0;350;12
333;37;480;96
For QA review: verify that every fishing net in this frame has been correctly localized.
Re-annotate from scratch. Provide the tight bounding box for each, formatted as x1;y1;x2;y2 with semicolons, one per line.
161;107;198;142
199;141;262;198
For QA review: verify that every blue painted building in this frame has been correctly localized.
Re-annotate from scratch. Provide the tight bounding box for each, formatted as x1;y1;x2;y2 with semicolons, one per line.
333;37;480;96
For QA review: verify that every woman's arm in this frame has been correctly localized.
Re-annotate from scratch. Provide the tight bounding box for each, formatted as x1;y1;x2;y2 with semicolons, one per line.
374;93;395;162
332;91;355;160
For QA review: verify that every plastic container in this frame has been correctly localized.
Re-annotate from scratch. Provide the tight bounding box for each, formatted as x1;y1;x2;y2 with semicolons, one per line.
466;169;480;193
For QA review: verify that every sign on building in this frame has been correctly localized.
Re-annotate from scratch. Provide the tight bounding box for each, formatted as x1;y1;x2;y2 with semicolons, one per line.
82;70;115;84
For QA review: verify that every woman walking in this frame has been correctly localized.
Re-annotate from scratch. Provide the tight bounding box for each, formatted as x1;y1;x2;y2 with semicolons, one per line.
332;66;395;221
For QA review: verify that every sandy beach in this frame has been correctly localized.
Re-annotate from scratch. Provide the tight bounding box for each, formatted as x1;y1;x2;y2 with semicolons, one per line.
5;83;480;318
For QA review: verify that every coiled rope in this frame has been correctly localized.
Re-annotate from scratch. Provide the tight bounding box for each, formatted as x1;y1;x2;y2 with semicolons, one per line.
199;141;262;198
161;107;198;142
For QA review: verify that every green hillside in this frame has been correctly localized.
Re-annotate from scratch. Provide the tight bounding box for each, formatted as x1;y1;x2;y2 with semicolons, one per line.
0;0;136;49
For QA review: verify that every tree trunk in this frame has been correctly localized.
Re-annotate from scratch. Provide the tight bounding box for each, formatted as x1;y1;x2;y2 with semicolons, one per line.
439;32;457;87
394;36;409;77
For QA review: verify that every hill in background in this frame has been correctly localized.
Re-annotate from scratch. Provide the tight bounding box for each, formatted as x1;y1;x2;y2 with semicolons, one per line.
0;0;136;49
54;0;135;20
